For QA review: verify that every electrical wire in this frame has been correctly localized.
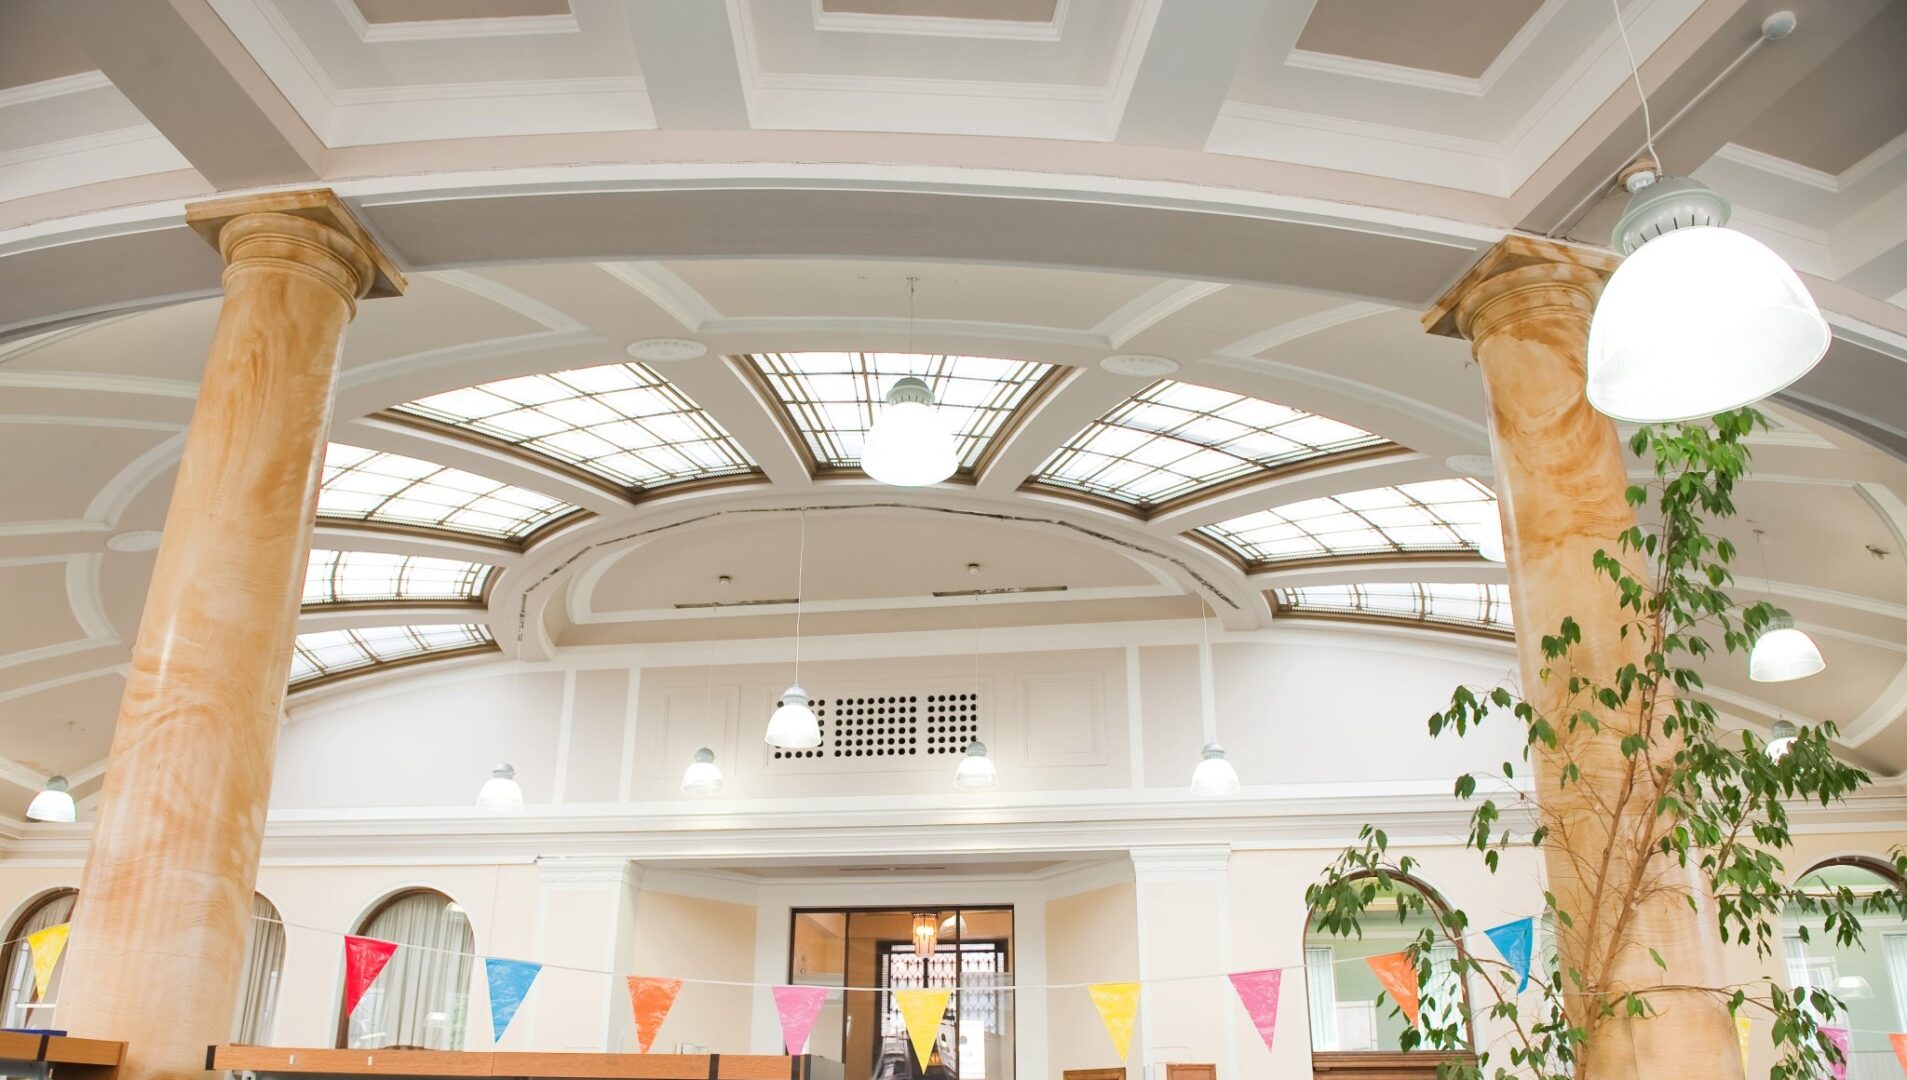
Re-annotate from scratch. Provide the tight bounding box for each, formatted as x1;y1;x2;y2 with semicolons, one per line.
1610;0;1660;173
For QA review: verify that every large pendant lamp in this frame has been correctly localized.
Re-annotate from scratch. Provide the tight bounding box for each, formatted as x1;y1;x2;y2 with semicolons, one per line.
26;775;76;823
680;748;725;795
766;510;823;749
476;763;524;814
1747;528;1824;683
955;740;999;790
1584;8;1828;423
862;278;957;486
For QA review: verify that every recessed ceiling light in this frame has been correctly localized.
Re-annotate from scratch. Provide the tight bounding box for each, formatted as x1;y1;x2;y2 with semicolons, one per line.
625;338;708;363
1100;354;1180;377
107;530;162;552
1445;454;1495;481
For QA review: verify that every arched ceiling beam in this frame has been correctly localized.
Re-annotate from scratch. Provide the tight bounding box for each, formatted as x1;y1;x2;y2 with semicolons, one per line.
1112;0;1270;149
1249;556;1507;591
334;414;634;517
975;366;1141;495
624;0;751;130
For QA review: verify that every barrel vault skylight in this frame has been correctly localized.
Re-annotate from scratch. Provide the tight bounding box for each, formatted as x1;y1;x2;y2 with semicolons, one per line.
391;362;757;489
1200;478;1498;565
1032;380;1385;509
746;352;1051;472
1275;583;1514;634
318;445;577;540
288;624;496;686
303;550;495;606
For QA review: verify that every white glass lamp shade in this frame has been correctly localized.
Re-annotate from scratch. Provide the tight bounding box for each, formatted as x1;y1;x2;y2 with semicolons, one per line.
1749;617;1825;683
1765;718;1798;760
765;685;822;748
476;763;524;814
862;377;958;486
1588;226;1829;423
680;747;724;795
1190;742;1241;798
25;775;76;823
954;740;999;790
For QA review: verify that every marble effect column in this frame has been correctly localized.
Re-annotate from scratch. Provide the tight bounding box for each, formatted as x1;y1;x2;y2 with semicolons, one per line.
58;191;402;1080
1427;237;1742;1080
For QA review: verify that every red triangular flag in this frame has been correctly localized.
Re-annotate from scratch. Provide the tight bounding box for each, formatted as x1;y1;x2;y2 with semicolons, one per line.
627;976;684;1054
1366;951;1421;1028
343;935;399;1016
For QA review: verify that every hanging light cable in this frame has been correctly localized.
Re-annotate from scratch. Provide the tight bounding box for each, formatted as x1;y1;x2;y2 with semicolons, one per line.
683;629;725;794
863;277;958;486
1748;527;1824;683
955;582;998;790
1585;5;1827;424
766;510;822;748
1189;595;1240;798
479;629;528;813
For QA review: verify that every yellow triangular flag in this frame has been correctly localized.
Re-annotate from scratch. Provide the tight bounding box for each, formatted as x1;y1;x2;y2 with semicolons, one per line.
895;987;951;1067
27;923;70;1001
1736;1015;1752;1073
1089;981;1140;1062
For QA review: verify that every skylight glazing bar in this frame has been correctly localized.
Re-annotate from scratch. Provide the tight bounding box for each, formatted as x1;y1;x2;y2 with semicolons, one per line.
288;623;495;685
318;444;576;540
1274;583;1514;632
1199;478;1497;564
303;550;495;605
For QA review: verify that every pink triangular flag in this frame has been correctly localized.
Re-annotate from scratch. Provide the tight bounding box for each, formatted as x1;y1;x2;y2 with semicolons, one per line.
1229;969;1283;1051
773;985;829;1054
1822;1026;1850;1080
342;935;399;1016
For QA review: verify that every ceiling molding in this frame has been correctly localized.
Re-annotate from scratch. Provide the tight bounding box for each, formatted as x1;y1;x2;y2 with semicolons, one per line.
0;71;114;110
329;0;582;43
808;0;1072;42
1090;279;1227;348
1282;0;1566;101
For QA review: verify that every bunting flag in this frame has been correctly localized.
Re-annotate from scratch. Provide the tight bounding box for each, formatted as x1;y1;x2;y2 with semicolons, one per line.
1088;982;1140;1062
1736;1015;1752;1073
773;985;829;1054
342;935;399;1016
1822;1026;1850;1080
485;958;542;1041
1366;951;1421;1028
626;976;683;1054
1890;1033;1907;1075
895;988;952;1066
1228;969;1283;1052
26;922;69;1002
1482;918;1534;992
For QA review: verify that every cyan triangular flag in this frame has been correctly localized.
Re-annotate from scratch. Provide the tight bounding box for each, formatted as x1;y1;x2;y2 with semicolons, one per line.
485;957;542;1041
1483;918;1534;992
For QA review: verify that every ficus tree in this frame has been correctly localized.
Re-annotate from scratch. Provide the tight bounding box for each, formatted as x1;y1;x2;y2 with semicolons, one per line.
1306;407;1907;1080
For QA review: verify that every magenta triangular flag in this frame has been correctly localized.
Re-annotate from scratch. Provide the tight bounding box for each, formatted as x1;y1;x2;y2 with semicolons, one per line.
1229;969;1283;1051
342;935;398;1016
773;985;829;1054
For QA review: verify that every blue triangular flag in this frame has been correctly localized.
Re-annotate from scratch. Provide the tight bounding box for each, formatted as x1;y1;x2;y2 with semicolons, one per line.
485;957;542;1041
1483;918;1534;992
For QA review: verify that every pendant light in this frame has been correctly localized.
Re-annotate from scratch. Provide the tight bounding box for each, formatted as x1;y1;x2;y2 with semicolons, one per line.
766;510;822;748
26;775;76;823
862;278;957;486
1585;7;1828;423
911;912;940;958
1191;742;1241;798
1748;529;1824;683
476;763;524;813
680;748;724;795
1765;718;1798;760
953;583;998;789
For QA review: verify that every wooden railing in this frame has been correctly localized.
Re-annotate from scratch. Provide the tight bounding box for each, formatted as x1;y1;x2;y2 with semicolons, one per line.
210;1046;844;1080
1312;1051;1478;1080
0;1032;125;1080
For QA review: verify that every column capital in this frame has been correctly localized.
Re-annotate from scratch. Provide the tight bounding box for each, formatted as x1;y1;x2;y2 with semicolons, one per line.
1129;844;1231;880
1422;233;1619;342
185;188;406;300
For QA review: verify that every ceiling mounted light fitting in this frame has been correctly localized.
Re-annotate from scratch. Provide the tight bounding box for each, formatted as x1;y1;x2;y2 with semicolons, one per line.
476;763;524;814
1100;354;1180;377
680;747;724;795
767;511;822;748
1190;742;1241;798
26;775;76;823
862;278;958;486
1584;6;1827;423
625;337;708;363
107;530;163;552
954;740;999;790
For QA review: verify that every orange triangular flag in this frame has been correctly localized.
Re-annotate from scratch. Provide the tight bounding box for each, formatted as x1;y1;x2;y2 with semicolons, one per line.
626;976;683;1054
1088;982;1140;1062
26;923;69;1001
895;988;951;1066
1890;1033;1906;1076
1366;951;1421;1028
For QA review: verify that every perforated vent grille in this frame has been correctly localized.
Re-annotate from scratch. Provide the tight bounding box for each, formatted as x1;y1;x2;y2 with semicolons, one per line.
767;688;984;767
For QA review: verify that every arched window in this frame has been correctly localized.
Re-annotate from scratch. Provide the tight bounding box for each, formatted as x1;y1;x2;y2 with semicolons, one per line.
337;889;475;1050
1783;858;1907;1076
1303;874;1474;1055
234;893;286;1044
0;889;77;1028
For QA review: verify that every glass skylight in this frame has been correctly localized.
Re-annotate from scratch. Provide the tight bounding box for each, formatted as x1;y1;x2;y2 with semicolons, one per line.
1200;478;1498;564
288;624;494;686
1276;583;1514;633
747;352;1050;471
318;444;576;540
303;550;494;605
392;362;756;489
1034;381;1385;507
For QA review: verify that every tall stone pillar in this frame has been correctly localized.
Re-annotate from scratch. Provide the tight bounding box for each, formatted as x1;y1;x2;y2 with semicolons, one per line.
59;191;402;1080
1425;236;1741;1080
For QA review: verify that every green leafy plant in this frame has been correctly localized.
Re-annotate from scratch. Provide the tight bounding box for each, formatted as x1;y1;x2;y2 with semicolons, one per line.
1306;407;1907;1079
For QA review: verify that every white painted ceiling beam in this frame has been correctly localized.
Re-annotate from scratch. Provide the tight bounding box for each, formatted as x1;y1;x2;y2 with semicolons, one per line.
1113;0;1272;149
976;366;1137;495
662;355;813;488
1248;556;1506;590
34;0;324;188
620;0;751;129
309;523;524;567
297;604;489;635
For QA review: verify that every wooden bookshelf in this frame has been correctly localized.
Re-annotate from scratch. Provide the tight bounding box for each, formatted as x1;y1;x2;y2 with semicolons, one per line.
209;1046;844;1080
0;1032;126;1080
